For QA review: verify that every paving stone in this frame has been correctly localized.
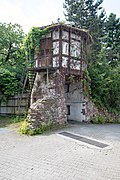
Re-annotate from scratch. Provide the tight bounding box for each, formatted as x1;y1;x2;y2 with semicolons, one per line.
0;124;120;180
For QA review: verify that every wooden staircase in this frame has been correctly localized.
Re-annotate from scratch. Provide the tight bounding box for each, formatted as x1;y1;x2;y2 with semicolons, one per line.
27;71;37;108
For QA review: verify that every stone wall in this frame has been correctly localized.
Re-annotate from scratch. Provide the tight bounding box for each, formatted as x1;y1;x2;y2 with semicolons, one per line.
85;97;120;123
27;70;67;129
85;97;99;122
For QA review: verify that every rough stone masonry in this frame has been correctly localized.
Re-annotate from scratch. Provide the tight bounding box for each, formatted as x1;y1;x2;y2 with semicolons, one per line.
27;70;67;129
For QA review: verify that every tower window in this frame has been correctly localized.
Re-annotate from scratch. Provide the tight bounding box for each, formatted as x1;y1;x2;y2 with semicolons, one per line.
43;74;47;84
81;109;85;115
66;84;70;93
67;105;70;115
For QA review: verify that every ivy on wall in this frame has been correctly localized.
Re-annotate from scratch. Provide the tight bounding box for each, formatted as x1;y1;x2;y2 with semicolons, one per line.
24;27;50;67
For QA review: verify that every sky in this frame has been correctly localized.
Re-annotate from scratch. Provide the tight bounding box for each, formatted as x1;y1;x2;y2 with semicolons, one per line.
0;0;120;33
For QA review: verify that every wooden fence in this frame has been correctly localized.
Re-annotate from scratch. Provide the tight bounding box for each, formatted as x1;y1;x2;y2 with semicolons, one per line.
0;94;29;115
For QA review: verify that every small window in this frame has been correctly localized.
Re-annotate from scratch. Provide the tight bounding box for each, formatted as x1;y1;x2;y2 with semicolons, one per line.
65;44;68;54
41;49;50;56
33;98;36;103
44;74;47;83
81;109;85;115
67;105;70;115
66;84;70;93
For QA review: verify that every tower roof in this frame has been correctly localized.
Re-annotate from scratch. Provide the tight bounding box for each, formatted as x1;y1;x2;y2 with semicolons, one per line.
39;23;92;43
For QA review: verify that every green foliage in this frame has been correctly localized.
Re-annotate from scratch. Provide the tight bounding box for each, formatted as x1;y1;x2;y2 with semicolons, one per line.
0;22;26;100
0;22;25;66
118;119;120;124
19;120;30;134
64;0;120;114
19;120;66;135
64;0;105;28
90;115;105;124
0;68;19;99
23;26;50;93
24;27;49;67
104;13;120;67
64;0;106;50
68;75;75;82
0;115;24;128
83;70;91;96
88;49;120;113
106;117;113;123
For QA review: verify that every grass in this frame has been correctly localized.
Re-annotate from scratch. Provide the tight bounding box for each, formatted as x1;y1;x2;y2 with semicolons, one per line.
0;116;25;128
19;120;67;136
0;116;67;135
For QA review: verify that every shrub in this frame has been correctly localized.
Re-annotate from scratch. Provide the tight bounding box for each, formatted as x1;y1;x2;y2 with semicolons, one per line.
106;117;113;123
19;120;30;134
19;120;66;135
0;68;19;99
98;115;105;124
91;115;105;124
118;119;120;124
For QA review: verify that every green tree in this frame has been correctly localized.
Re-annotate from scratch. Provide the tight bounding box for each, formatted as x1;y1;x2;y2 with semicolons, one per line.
0;68;19;100
64;0;106;66
108;65;120;112
64;0;106;40
88;49;110;106
0;23;25;65
88;47;120;113
64;1;120;113
104;13;120;67
0;22;26;99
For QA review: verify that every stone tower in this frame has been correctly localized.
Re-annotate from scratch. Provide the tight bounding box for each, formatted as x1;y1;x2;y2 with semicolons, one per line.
28;24;91;129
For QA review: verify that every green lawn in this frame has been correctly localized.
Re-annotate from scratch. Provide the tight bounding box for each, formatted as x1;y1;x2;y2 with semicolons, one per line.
0;116;24;128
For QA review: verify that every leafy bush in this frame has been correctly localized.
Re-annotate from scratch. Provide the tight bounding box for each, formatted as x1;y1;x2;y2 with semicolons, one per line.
0;68;19;99
91;115;105;124
19;120;30;134
117;119;120;124
106;117;113;123
19;120;65;135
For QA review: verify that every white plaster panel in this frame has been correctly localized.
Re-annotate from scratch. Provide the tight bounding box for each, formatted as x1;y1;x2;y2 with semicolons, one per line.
62;42;69;55
70;40;81;58
62;31;69;40
62;57;68;68
82;61;87;71
53;41;59;55
46;33;51;38
35;59;39;67
71;33;75;39
40;33;51;39
71;33;81;40
67;102;85;122
53;30;59;40
70;59;80;70
53;57;59;67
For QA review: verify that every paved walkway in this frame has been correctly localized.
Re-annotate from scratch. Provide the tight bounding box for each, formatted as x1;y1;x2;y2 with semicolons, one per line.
0;123;120;180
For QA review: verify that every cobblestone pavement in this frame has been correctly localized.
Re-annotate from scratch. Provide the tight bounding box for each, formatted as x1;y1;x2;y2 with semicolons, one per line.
0;123;120;180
